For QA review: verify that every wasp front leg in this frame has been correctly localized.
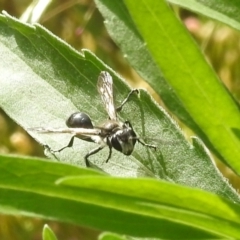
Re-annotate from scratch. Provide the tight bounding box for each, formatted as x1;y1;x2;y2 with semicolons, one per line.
84;145;106;167
116;89;139;112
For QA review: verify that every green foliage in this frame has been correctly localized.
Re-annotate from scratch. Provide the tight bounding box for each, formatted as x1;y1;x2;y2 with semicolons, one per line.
169;0;240;31
96;0;240;174
0;154;240;239
98;232;128;240
42;225;58;240
0;0;240;239
1;11;236;200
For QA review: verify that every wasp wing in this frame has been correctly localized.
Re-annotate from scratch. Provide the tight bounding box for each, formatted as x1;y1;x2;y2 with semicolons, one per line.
97;71;117;121
28;127;102;138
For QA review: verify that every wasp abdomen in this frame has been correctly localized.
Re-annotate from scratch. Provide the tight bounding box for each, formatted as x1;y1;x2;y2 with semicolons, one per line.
66;112;94;129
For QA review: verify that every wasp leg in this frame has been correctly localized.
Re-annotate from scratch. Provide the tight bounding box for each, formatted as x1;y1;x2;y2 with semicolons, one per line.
43;144;60;161
51;135;76;153
137;139;157;151
116;89;139;112
43;135;76;161
84;145;105;167
105;145;112;163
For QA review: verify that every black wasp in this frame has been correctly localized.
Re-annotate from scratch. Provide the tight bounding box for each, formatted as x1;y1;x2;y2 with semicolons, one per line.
31;71;156;167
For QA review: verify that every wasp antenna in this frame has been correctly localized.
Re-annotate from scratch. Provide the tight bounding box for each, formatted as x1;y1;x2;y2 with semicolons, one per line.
137;138;157;151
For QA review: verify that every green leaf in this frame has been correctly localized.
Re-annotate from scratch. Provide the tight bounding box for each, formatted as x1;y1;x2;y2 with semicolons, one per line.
42;224;58;240
0;11;239;201
94;0;206;146
94;0;240;174
58;175;240;239
98;232;128;240
168;0;240;31
0;154;240;239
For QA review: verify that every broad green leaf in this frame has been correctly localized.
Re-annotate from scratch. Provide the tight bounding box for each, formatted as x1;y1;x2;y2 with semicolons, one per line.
168;0;240;31
95;0;240;174
0;12;239;201
42;224;58;240
94;0;209;152
0;154;240;239
59;175;240;239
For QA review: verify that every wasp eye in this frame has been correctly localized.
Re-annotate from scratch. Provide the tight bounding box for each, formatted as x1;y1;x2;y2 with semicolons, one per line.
66;112;93;129
111;135;122;152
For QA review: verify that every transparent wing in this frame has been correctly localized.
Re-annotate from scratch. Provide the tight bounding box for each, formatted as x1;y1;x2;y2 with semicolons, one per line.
97;71;117;120
28;127;101;138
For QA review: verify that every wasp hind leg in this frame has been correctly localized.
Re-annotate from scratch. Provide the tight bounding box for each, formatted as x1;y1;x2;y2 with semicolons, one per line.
116;89;139;112
46;135;76;153
44;135;76;161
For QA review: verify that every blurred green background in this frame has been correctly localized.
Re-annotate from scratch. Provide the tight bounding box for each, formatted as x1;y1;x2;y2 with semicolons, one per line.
1;0;240;239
